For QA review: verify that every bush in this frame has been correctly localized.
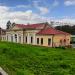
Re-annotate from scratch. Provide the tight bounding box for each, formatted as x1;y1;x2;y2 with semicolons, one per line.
57;46;66;50
65;45;72;48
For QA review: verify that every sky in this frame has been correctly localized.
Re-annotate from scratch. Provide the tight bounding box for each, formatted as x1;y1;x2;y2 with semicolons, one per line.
0;0;75;28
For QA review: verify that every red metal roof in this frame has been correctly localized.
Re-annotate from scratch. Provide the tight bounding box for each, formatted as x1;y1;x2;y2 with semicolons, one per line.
37;27;70;35
16;23;45;29
15;23;70;35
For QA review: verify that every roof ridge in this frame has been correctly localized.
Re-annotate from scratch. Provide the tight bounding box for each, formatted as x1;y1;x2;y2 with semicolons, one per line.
37;27;70;35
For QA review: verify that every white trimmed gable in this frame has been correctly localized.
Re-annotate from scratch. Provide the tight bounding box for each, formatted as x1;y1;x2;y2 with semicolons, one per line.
9;25;22;30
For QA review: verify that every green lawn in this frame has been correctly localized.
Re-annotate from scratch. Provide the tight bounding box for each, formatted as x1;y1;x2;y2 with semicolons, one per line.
0;42;75;75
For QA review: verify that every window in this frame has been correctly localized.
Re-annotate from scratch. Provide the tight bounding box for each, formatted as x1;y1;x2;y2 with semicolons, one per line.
64;39;66;43
15;34;17;42
37;38;39;44
26;36;27;43
60;40;62;44
64;39;66;45
41;38;43;45
31;36;33;43
48;38;51;45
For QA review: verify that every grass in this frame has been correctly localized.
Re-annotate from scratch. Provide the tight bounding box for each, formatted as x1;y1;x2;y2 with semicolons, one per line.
0;42;75;75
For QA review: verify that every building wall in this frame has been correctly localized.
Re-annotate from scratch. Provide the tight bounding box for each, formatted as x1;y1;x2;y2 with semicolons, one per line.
53;34;71;47
5;30;71;47
1;35;6;41
23;30;40;45
6;29;40;44
36;34;71;47
6;30;24;43
4;26;71;47
36;35;53;47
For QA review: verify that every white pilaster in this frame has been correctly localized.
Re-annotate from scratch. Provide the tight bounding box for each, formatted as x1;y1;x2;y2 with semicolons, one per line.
8;34;11;42
27;33;30;44
17;34;19;43
13;34;14;42
21;34;23;44
33;33;36;45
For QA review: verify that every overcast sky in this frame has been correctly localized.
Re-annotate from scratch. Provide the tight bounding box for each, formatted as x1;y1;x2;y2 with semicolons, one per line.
0;0;75;28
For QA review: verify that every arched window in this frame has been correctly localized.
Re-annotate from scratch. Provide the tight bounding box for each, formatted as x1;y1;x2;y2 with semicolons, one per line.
60;40;62;43
15;34;17;42
48;38;51;45
60;39;62;46
64;39;66;45
26;36;27;43
64;39;66;43
37;38;39;44
41;38;43;45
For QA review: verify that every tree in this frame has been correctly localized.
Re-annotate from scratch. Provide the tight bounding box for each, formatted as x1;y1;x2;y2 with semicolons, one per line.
12;22;16;27
6;21;11;29
55;25;75;35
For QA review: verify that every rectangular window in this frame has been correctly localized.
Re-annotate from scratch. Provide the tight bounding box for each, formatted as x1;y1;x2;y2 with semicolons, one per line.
41;38;43;45
31;37;33;43
15;34;17;42
26;36;27;43
48;38;51;45
37;38;39;44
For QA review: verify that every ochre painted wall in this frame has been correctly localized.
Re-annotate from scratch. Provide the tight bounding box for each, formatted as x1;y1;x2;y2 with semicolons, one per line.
36;34;71;47
36;35;53;47
5;25;71;47
53;34;71;47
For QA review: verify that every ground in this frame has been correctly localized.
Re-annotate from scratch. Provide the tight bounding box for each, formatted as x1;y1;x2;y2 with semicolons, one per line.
0;42;75;75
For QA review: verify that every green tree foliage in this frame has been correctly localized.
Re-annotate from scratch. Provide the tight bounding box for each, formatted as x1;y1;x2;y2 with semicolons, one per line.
6;21;11;29
55;25;75;35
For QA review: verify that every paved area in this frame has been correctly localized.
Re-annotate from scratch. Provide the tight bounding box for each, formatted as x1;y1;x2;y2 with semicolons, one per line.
0;67;8;75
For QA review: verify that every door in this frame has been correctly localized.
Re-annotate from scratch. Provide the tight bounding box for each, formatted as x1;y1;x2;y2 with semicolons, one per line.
48;38;51;46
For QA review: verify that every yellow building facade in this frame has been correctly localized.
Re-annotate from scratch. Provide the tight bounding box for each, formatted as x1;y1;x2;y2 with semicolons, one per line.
3;23;71;47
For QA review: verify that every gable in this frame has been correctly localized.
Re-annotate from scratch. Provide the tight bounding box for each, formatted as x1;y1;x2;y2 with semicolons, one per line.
10;25;22;30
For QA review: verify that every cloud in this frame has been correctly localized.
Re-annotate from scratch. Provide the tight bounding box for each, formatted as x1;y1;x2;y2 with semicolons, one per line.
61;18;75;24
37;7;49;15
0;5;49;29
64;0;75;6
0;6;9;13
32;0;49;15
16;5;31;8
52;0;59;7
32;0;59;15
